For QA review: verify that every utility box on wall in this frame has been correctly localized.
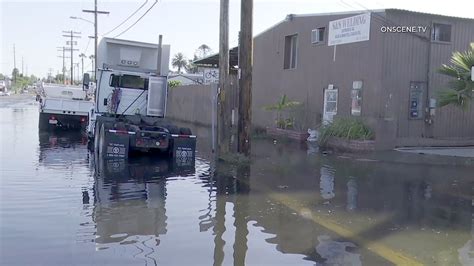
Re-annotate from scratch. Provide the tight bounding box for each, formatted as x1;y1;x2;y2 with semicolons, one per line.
408;82;425;120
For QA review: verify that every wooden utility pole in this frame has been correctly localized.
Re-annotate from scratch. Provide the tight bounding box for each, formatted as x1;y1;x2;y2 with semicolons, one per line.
57;46;70;84
218;0;230;155
62;30;81;84
83;0;109;82
238;0;253;156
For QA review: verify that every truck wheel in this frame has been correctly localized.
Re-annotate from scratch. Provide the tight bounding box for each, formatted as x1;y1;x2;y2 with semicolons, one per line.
38;113;50;132
98;124;107;158
94;120;101;152
179;127;192;135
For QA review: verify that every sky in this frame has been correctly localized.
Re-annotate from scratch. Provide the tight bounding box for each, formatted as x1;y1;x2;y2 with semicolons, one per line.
1;0;473;78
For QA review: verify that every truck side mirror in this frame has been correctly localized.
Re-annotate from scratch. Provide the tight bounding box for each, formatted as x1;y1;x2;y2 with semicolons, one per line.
82;73;90;91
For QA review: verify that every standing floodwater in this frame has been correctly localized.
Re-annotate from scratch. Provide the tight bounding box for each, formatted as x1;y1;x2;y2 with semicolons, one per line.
1;95;473;265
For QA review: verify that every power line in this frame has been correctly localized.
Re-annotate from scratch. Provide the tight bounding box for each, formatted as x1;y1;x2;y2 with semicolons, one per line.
113;0;158;38
83;37;91;54
102;0;149;37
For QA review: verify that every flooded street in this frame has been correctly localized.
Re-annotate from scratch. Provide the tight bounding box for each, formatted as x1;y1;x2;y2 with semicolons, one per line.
0;95;473;265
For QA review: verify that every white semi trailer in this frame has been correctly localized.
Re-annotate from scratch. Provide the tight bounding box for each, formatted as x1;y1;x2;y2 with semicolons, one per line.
87;37;196;159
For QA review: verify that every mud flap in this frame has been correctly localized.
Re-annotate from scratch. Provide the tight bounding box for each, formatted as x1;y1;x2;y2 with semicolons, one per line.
103;130;130;159
172;136;196;162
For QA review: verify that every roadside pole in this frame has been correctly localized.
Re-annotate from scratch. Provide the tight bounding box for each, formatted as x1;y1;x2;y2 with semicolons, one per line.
238;0;253;156
62;31;81;84
57;47;70;84
157;35;163;75
83;0;110;82
218;0;230;156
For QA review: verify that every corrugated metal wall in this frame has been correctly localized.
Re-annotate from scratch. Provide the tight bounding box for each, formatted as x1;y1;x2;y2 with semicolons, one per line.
385;10;474;140
252;10;474;146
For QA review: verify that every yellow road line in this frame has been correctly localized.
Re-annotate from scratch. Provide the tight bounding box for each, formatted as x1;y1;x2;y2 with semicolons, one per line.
268;193;424;266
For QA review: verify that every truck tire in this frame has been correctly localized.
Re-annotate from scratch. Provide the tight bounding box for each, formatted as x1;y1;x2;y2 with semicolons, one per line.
38;113;50;132
179;127;192;135
97;124;109;158
93;120;101;153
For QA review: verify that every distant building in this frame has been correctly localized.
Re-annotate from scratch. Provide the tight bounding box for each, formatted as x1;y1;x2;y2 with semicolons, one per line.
168;73;204;85
252;9;474;148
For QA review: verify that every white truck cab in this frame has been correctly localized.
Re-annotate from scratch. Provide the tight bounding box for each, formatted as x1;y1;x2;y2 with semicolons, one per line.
89;37;195;160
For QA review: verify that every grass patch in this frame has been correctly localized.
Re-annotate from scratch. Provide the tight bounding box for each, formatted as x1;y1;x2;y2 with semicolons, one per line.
319;118;374;145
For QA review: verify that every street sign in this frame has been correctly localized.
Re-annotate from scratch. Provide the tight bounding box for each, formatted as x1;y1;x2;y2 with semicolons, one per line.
203;68;219;84
66;41;78;45
328;13;371;46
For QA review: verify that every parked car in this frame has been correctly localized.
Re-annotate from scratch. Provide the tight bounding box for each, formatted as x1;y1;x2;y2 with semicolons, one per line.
0;80;10;96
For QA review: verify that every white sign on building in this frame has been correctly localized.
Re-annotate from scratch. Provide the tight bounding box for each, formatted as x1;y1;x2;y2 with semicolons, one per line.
203;68;219;84
328;13;371;46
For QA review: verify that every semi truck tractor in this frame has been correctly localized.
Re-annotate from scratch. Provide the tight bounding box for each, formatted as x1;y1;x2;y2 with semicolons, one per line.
87;37;196;159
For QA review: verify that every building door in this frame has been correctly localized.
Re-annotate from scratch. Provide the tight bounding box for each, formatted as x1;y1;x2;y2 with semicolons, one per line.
323;88;338;125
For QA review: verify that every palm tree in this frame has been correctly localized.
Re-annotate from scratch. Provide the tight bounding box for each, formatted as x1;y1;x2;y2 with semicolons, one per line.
172;53;187;73
437;43;474;109
196;44;212;58
185;55;199;74
264;94;301;129
79;53;86;78
89;55;95;80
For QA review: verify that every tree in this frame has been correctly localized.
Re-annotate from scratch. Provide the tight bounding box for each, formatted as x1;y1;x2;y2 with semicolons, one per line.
437;43;474;109
55;74;64;83
79;53;86;77
185;54;199;74
196;44;212;58
89;55;95;80
172;53;187;74
264;94;301;129
168;80;181;89
12;68;19;79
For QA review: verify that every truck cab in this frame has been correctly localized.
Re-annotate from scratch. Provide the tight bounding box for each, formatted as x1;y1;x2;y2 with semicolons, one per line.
89;37;195;159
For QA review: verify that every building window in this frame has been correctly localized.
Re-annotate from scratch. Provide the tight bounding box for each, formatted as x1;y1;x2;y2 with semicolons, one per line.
284;34;298;69
431;23;451;42
351;81;363;116
311;27;325;44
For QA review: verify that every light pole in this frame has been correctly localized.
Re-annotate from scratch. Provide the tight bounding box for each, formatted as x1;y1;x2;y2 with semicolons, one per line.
69;16;94;25
70;16;93;82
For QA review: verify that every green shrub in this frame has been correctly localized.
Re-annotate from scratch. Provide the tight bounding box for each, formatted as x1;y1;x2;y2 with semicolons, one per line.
263;94;301;129
168;80;181;89
319;118;374;144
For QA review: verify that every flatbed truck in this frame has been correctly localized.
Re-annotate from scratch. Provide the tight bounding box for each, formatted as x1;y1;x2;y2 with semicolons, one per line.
38;83;94;131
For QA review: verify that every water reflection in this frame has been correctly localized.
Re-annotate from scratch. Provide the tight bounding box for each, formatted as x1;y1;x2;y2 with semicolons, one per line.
38;131;89;168
346;178;358;211
92;155;195;246
320;165;336;200
27;126;474;265
315;235;361;266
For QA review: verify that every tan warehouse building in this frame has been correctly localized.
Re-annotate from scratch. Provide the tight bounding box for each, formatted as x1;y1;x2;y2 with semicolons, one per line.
252;9;474;149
